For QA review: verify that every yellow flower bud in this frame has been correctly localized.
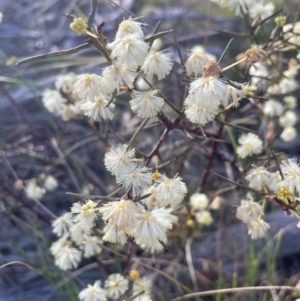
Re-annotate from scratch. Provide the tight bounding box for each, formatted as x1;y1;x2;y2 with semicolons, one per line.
70;17;88;35
275;16;286;27
186;219;195;228
277;186;294;204
152;171;162;182
129;269;140;280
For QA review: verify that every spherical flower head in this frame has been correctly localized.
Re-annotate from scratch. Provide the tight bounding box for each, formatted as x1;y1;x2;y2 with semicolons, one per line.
188;76;228;107
155;175;187;208
134;207;178;248
245;47;267;64
236;193;264;224
133;276;152;295
71;199;98;229
189;193;209;211
70;221;92;244
130;90;164;118
80;95;115;121
184;97;219;126
279;77;298;94
55;73;76;94
247;219;270;239
263;99;283;117
141;51;173;80
129;269;140;280
99;199;140;235
116;16;144;39
73;74;111;101
280;158;300;194
43;175;58;191
25;180;46;200
50;235;69;257
141;186;162;209
54;246;81;270
108;35;150;69
195;210;213;226
245;165;272;190
277;186;294;204
79;280;107;301
275;16;286;27
185;46;216;77
116;165;153;197
281;126;297;142
42;89;67;114
236;133;263;159
102;63;135;91
105;274;129;299
81;235;102;258
283;96;297;109
249;1;274;20
52;212;73;237
279;110;297;128
186;219;195;228
104;144;136;176
70;17;88;35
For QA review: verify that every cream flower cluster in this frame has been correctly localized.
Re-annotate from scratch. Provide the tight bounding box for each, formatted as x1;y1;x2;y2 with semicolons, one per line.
78;273;153;301
189;192;213;226
50;200;103;270
25;175;58;200
42;72;82;121
236;193;270;239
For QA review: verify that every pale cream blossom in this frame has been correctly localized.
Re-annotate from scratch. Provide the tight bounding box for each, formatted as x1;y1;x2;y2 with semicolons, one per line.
81;235;102;257
263;99;283;117
25;180;45;200
236;193;264;224
130;90;164;118
189;193;209;211
42;89;67;113
54;246;81;270
133;276;152;295
249;1;274;20
71;199;98;229
79;280;107;301
55;73;76;94
247;219;270;239
116;17;144;39
43;175;58;191
280;126;297;142
195;210;213;226
141;51;173;80
245;166;272;190
102;223;128;244
52;212;73;237
283;95;297;109
236;133;263;158
105;273;129;299
279;110;297;127
280;158;300;194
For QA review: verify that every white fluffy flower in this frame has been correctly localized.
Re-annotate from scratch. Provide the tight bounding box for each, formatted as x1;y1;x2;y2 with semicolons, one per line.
268;171;282;193
116;17;144;39
185;46;216;77
279;77;298;94
108;35;149;69
80;95;115;121
79;280;107;301
104;144;136;176
141;51;173;80
155;175;187;208
134;207;177;248
263;99;283;117
188;76;228;106
43;175;58;191
70;222;92;243
236;193;264;224
133;276;152;295
195;210;213;226
99;200;140;235
283;95;297;109
249;62;269;87
73;74;110;101
102;63;135;91
55;73;76;94
52;212;73;237
71;199;98;229
247;219;270;239
81;235;102;257
184;95;219;125
130;90;164;118
50;235;69;257
280;158;300;194
281;126;297;142
116;165;153;197
189;193;209;211
133;295;153;301
211;0;253;15
141;186;164;209
249;1;274;20
25;180;45;200
105;274;129;299
279;110;297;127
42;89;67;113
245;166;272;190
236;133;263;158
54;246;81;270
